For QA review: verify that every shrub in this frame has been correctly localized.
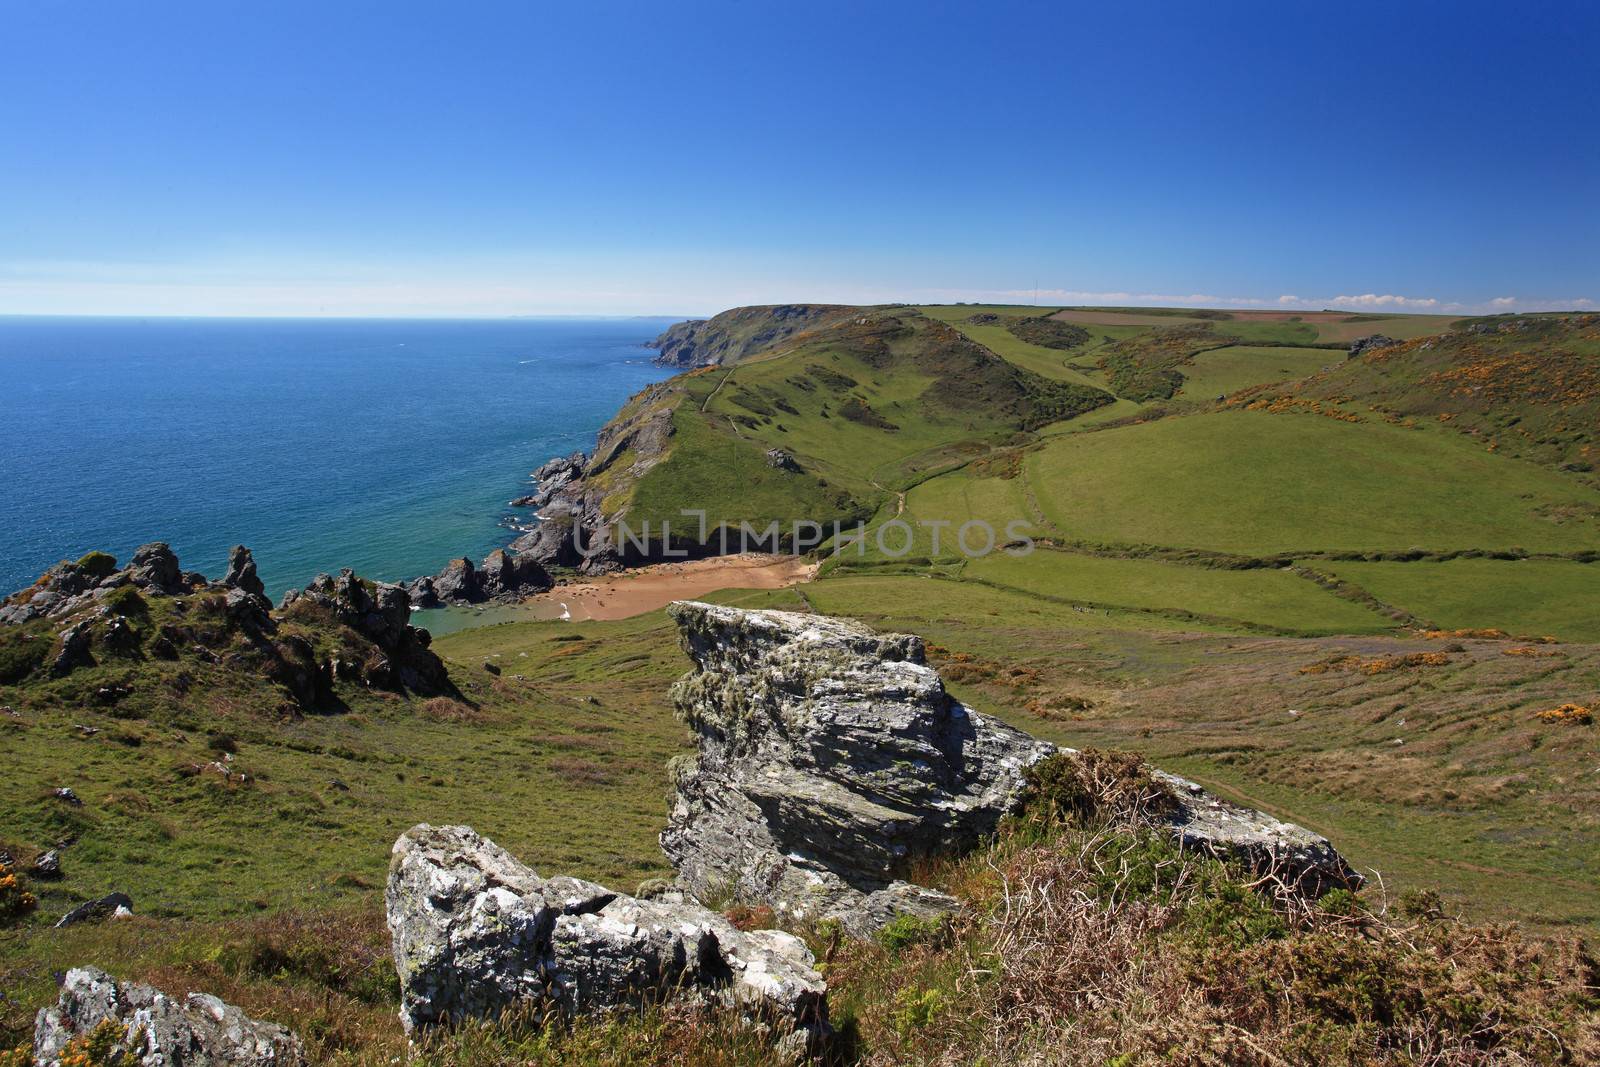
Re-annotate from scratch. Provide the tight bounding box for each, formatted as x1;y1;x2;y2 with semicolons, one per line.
877;912;945;952
0;631;50;684
74;551;118;579
99;585;147;616
1017;749;1177;831
0;863;37;926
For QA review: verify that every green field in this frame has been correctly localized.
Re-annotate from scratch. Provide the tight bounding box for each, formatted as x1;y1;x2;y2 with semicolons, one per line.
1176;345;1342;399
968;549;1392;634
1328;558;1600;641
1024;410;1600;554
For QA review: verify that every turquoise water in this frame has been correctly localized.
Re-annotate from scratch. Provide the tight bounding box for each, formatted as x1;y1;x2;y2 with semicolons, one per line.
0;316;676;598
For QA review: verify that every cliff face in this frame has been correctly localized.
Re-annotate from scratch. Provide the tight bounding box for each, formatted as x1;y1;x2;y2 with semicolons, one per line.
649;304;857;368
509;377;686;572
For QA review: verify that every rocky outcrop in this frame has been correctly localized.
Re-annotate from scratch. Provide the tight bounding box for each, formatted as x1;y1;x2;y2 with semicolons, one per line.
1348;334;1400;359
661;602;1361;934
32;966;306;1066
386;825;827;1051
403;549;552;607
1;542;218;627
648;305;855;369
223;545;266;597
764;448;800;472
508;379;684;574
279;570;449;694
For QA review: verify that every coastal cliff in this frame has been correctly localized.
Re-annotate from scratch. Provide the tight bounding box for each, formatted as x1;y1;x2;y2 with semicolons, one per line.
648;304;856;368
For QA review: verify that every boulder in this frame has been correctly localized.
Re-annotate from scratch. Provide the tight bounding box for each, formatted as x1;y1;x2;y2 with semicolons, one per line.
662;602;1053;934
224;588;274;633
1348;334;1400;359
661;602;1361;934
764;448;800;472
386;824;827;1049
30;849;61;880
55;892;134;928
223;545;266;597
33;966;306;1066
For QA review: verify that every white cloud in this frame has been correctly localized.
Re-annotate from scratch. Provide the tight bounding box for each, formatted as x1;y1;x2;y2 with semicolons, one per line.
1325;293;1446;310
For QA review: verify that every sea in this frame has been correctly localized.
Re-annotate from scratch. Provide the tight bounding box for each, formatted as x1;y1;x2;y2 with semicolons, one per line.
0;316;678;599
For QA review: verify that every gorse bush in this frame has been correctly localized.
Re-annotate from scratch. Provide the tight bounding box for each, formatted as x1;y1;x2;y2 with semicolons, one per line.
0;863;37;926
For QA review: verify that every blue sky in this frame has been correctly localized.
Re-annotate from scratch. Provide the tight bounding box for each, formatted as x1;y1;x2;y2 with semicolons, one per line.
1;1;1595;317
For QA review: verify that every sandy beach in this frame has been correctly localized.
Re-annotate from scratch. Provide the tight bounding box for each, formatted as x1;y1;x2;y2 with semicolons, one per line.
413;554;817;634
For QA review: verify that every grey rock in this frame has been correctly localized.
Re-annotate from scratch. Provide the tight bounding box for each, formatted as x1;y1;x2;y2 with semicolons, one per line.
126;542;184;593
764;448;801;472
661;601;1054;935
54;892;133;928
223;545;266;597
433;558;482;603
52;623;94;676
224;588;274;633
33;966;306;1066
1348;334;1401;359
30;850;61;879
1150;771;1362;896
478;548;552;600
386;824;827;1046
101;616;142;655
53;787;83;805
661;602;1362;934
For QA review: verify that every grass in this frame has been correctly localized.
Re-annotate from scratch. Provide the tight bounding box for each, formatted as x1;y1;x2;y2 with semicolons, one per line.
1024;410;1600;554
1326;558;1600;641
968;549;1393;635
1175;344;1342;399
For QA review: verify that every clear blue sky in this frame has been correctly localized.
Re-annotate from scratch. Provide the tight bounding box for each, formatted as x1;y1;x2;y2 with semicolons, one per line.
2;1;1595;317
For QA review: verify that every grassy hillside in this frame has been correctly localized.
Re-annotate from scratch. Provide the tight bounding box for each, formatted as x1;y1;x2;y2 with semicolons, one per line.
1287;312;1600;478
6;302;1600;1063
1023;410;1600;554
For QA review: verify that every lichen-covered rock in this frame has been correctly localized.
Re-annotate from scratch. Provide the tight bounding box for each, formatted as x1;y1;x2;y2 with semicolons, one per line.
32;966;305;1066
662;601;1055;935
1152;770;1362;895
661;602;1361;934
386;824;827;1047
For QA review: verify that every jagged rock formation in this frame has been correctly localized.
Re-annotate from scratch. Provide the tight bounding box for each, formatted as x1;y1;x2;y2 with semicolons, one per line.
404;548;552;607
661;602;1361;934
32;966;306;1066
0;545;454;706
386;825;827;1051
279;570;449;695
223;544;266;597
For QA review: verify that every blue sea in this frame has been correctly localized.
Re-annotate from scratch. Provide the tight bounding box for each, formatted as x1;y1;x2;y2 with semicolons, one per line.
0;316;678;599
